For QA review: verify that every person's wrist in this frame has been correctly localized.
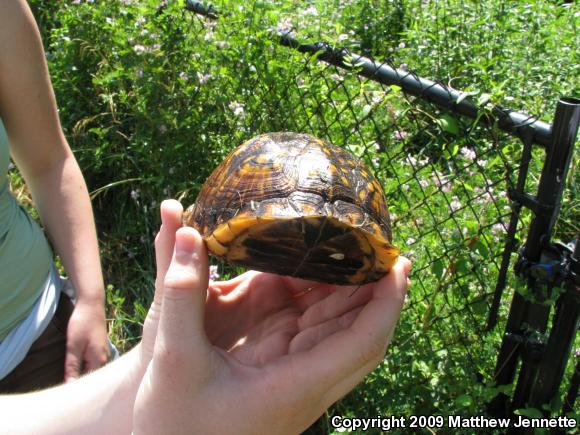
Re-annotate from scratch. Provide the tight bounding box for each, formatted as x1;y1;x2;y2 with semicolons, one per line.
74;287;106;307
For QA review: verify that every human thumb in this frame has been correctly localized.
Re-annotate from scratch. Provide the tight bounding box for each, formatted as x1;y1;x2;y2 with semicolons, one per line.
156;227;210;371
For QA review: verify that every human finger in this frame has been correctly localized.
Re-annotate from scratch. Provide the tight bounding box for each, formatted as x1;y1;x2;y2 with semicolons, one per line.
154;199;184;304
296;283;372;331
281;257;410;392
83;343;109;372
156;227;212;379
289;306;362;353
64;343;82;382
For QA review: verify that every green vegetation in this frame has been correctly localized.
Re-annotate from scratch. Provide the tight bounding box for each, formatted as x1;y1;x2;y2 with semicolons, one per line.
17;0;580;431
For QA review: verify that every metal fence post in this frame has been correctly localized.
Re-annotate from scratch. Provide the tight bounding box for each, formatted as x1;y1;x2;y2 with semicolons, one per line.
528;236;579;410
489;97;580;418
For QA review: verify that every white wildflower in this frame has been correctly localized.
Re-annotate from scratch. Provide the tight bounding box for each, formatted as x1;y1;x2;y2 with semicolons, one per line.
395;130;408;141
209;265;220;281
197;72;211;85
460;147;476;161
492;222;507;235
304;6;318;15
276;18;295;36
228;101;246;119
450;197;462;211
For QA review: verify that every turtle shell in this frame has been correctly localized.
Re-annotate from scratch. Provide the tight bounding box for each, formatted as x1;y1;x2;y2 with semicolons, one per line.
184;132;399;285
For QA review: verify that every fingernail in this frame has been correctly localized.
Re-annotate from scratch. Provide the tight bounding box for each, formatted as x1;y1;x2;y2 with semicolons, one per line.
174;229;197;260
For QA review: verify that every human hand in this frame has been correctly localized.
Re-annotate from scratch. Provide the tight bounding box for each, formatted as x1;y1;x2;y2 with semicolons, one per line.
138;199;185;369
64;300;109;381
133;203;410;435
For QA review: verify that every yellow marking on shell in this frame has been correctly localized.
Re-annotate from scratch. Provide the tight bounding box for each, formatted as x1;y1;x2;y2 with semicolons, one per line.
227;245;250;262
212;223;237;245
347;241;373;284
205;234;228;256
272;162;281;170
225;220;278;263
371;196;383;214
239;164;271;176
358;190;366;201
329;164;338;176
340;175;348;185
315;138;330;155
367;182;375;192
209;215;270;253
225;215;262;236
358;231;375;255
372;242;400;272
300;204;317;215
230;146;245;157
256;155;270;164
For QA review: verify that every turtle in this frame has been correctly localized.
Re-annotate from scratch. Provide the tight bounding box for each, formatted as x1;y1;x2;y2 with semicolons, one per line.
183;132;399;285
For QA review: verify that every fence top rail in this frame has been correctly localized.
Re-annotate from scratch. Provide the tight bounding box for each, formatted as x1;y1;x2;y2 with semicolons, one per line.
280;35;553;148
184;0;555;148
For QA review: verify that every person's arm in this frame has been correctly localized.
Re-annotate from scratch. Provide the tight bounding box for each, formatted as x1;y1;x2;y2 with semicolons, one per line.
0;348;142;435
0;201;183;435
0;0;106;378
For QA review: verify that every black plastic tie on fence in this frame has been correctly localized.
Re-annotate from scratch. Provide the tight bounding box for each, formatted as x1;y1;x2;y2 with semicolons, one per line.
505;332;545;363
515;240;580;288
156;1;168;15
507;189;553;217
184;0;219;19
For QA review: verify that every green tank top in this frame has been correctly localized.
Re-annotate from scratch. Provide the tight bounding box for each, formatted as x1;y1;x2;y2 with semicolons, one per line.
0;118;53;341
